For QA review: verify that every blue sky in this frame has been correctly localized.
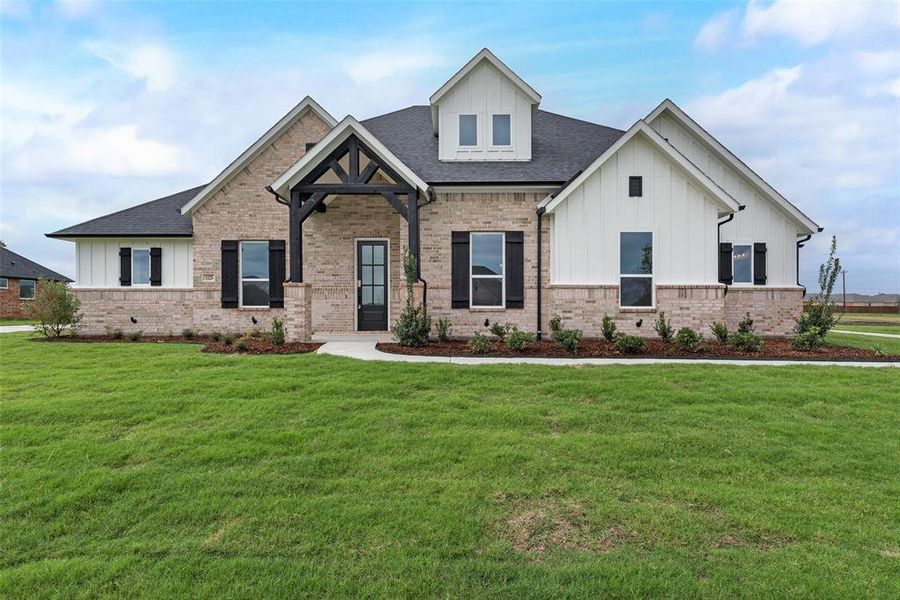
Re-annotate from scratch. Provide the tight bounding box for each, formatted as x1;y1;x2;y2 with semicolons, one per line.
2;0;898;294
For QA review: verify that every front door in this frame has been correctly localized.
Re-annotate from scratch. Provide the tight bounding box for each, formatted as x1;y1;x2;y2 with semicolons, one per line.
357;240;388;331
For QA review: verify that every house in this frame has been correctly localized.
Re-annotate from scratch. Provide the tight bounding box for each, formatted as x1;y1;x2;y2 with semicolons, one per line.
0;247;72;319
48;49;820;341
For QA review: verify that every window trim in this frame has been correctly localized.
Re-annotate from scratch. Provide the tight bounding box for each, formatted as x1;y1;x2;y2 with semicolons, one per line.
0;277;7;289
18;278;36;300
489;112;513;149
458;113;480;149
731;242;754;285
239;240;270;309
131;248;151;287
618;230;655;309
470;231;505;309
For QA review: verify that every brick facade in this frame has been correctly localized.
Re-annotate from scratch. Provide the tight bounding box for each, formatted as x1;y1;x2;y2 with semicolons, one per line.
0;278;36;319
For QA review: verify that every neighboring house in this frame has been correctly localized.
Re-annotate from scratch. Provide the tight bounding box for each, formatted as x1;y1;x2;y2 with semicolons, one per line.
0;247;72;319
48;49;820;341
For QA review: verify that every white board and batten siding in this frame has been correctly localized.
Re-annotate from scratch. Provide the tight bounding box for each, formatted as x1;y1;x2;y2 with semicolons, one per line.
437;60;533;161
649;113;800;286
551;135;720;285
74;239;193;288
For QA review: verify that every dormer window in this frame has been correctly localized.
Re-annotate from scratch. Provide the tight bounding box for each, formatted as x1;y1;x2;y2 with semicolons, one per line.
491;114;511;147
459;114;478;147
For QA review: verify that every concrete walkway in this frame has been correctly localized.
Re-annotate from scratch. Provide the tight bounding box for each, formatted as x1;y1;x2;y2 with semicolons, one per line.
317;340;898;368
0;325;34;334
832;329;900;339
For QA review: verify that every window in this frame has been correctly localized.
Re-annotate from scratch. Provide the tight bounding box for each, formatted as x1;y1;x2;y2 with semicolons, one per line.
459;114;478;147
19;279;36;300
620;232;653;307
132;249;150;285
0;277;7;289
629;176;643;197
470;232;504;307
240;241;269;307
492;114;511;146
732;244;752;284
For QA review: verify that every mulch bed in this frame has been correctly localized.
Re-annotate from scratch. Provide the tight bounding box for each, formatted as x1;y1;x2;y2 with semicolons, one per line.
377;338;899;362
32;334;321;355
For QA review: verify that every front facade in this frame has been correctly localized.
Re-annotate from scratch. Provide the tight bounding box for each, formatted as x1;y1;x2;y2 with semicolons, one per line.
0;247;72;319
49;49;820;341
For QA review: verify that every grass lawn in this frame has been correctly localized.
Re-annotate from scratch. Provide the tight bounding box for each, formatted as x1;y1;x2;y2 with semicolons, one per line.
833;324;900;335
0;319;31;326
1;332;898;598
826;331;900;355
836;312;900;324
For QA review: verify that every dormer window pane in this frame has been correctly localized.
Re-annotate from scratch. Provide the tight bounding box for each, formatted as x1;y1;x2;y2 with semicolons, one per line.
492;114;511;146
459;115;477;146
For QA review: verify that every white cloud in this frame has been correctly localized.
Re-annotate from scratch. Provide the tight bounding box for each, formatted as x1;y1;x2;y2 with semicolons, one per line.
694;10;738;51
344;47;445;84
86;41;178;92
856;49;900;74
55;0;98;18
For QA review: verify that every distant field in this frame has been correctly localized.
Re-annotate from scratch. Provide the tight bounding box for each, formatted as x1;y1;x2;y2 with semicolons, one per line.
836;312;900;325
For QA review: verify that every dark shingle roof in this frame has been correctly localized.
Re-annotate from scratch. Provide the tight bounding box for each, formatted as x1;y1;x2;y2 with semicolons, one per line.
47;185;204;238
362;106;624;184
1;247;71;282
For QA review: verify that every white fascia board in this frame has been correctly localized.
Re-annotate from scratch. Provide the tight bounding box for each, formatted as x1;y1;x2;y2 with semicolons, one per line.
270;116;429;196
180;96;337;215
646;99;820;234
544;120;740;214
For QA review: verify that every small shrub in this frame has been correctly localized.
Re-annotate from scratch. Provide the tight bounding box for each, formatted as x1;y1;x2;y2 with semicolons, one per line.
210;331;222;342
653;311;674;342
489;321;510;340
506;326;535;352
181;328;195;340
436;318;452;342
728;331;763;352
234;336;249;352
553;328;583;353
468;332;491;354
797;235;841;339
601;314;617;341
614;334;645;354
872;342;886;357
710;321;728;343
222;333;235;346
674;327;703;353
271;318;285;345
106;327;124;340
26;280;82;337
737;312;755;334
392;302;431;347
792;330;826;351
128;330;143;342
549;314;562;334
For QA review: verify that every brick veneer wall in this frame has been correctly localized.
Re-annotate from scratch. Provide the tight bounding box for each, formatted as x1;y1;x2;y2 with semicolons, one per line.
0;278;35;319
724;287;803;336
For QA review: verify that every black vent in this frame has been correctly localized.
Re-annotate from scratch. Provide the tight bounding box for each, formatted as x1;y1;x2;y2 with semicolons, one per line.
629;176;643;197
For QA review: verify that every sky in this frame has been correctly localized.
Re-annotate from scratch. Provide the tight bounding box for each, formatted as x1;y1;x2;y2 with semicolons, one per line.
1;0;898;294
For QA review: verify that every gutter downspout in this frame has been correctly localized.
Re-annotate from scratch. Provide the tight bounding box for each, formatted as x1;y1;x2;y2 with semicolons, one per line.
717;206;745;297
416;187;437;305
795;230;821;297
536;206;546;340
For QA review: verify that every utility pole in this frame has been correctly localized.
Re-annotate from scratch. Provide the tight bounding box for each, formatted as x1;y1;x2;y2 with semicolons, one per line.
842;269;847;314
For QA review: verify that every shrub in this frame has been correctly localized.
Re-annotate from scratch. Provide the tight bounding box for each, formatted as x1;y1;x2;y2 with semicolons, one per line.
392;302;431;347
468;332;491;354
271;318;285;345
222;333;235;346
728;331;763;352
653;311;674;342
106;327;124;340
792;330;826;351
601;314;617;341
614;334;645;354
26;280;82;337
796;235;841;343
505;326;535;352
210;331;222;342
553;328;583;353
872;342;886;357
435;318;451;342
710;322;728;343
737;312;755;334
234;335;249;352
127;330;143;342
181;328;195;340
489;321;510;340
674;327;703;353
549;314;562;334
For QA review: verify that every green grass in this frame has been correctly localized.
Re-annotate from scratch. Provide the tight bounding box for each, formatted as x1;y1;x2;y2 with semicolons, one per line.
836;312;900;324
2;332;898;598
833;324;900;335
0;319;31;326
826;332;900;355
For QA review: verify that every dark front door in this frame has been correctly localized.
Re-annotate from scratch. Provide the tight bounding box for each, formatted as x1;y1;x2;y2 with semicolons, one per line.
357;240;388;331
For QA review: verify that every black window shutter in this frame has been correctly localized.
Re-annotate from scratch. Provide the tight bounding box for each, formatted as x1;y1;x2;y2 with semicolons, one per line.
150;247;162;286
221;240;239;308
753;242;767;285
629;176;643;197
718;242;733;284
119;247;131;286
269;240;285;308
505;231;524;309
451;231;470;309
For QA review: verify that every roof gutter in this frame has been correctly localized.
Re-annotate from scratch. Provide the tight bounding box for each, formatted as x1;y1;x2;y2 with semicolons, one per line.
717;206;745;297
416;188;437;304
796;227;824;297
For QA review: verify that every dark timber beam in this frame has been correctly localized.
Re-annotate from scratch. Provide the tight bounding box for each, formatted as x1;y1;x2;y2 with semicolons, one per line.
381;192;408;221
348;137;359;182
294;183;414;195
329;160;348;183
289;190;303;282
299;192;328;222
407;190;420;280
358;160;379;184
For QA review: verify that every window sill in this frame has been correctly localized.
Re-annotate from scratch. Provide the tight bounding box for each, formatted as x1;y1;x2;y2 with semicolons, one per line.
468;306;506;312
618;307;656;313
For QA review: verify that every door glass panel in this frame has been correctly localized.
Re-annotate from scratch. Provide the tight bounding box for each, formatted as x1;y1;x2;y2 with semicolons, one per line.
362;287;373;305
373;287;384;305
362;266;372;285
362;244;373;264
373;265;384;285
373;245;384;264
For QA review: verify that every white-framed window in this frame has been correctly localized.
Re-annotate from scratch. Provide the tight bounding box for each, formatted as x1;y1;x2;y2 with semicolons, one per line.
490;113;511;147
619;232;653;308
458;114;478;147
132;248;151;286
0;277;7;289
240;241;269;307
19;279;36;300
732;244;753;284
470;232;504;308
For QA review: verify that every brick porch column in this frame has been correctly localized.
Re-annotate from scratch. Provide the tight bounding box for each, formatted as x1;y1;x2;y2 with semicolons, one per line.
283;282;312;342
